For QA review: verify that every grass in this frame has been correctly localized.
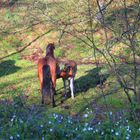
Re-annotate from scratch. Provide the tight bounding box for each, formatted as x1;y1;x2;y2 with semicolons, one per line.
0;0;140;139
0;53;133;120
0;56;102;115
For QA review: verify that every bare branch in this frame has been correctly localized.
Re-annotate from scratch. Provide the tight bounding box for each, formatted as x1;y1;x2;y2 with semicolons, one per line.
0;29;54;60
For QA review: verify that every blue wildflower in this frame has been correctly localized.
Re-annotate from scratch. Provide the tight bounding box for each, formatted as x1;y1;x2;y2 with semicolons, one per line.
10;136;14;140
109;112;112;115
83;114;88;118
115;132;119;136
82;128;87;132
40;125;43;128
16;134;20;138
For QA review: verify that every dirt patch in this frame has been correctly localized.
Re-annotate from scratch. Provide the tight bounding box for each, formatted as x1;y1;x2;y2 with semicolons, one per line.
21;47;43;63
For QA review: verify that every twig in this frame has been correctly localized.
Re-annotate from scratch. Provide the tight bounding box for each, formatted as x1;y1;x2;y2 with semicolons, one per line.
0;29;54;61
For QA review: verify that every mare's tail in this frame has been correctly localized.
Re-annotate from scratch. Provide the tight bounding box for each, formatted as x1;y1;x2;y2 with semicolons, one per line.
42;65;51;104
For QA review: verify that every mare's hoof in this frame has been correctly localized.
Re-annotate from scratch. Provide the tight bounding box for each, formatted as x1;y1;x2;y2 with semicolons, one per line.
53;104;56;108
42;101;50;105
61;104;70;109
61;100;64;104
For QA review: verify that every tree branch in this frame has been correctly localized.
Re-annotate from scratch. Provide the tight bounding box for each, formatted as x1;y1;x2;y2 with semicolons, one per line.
0;29;54;61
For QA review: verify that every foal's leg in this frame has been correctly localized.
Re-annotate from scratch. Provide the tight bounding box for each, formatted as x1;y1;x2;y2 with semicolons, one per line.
69;77;74;99
63;78;67;98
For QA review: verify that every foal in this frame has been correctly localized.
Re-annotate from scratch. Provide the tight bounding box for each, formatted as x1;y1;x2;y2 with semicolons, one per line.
38;43;57;107
58;60;77;99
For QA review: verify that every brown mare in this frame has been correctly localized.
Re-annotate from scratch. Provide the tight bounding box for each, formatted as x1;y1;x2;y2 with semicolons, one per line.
57;60;77;99
38;43;57;107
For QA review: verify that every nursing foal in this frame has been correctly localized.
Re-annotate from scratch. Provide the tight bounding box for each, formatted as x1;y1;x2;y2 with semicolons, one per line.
58;60;77;99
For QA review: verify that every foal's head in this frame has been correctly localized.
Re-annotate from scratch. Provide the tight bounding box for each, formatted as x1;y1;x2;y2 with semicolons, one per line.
63;64;73;77
46;43;55;56
64;64;71;73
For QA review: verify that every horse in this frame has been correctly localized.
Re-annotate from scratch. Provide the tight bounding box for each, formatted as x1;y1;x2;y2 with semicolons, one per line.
57;60;77;99
38;43;57;107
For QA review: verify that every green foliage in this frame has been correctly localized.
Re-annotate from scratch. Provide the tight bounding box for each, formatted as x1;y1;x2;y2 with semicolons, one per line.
0;103;140;140
12;39;22;48
0;58;139;139
0;1;140;139
5;10;20;24
2;40;11;48
55;48;65;57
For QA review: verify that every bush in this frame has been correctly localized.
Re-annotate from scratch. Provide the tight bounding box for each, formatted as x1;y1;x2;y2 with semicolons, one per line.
0;104;140;140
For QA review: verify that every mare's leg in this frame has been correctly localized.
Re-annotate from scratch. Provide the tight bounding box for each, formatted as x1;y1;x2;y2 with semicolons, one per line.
41;90;46;104
69;77;74;99
51;86;56;107
38;69;43;92
50;69;56;107
41;93;44;104
38;70;44;104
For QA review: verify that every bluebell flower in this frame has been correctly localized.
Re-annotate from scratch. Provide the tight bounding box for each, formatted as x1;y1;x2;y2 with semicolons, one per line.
101;131;104;135
10;118;14;122
116;122;119;126
82;128;87;132
85;123;88;126
19;118;23;123
83;114;88;118
115;132;119;136
127;126;130;130
16;134;20;138
95;129;98;132
10;136;14;140
13;114;16;118
40;125;43;128
109;112;112;115
60;116;63;120
68;120;72;124
111;129;114;133
88;127;93;131
126;136;130;140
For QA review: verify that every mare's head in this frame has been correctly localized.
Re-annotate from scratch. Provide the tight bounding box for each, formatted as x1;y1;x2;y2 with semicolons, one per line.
46;43;55;56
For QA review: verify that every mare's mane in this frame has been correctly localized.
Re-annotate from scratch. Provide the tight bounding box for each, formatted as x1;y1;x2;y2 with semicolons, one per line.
46;43;55;57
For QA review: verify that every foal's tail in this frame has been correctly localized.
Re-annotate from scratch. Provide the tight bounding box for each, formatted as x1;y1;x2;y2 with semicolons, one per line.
42;65;51;104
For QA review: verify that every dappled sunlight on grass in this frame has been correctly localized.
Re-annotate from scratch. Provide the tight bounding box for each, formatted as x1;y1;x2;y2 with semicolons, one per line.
0;56;129;121
0;57;108;116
